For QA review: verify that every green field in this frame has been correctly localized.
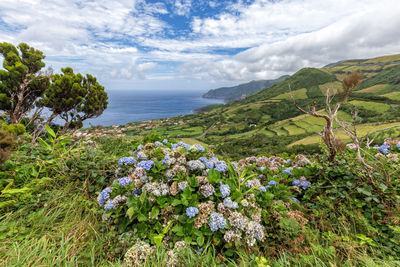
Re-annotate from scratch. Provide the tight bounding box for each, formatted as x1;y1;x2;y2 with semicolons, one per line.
348;100;391;113
357;84;388;93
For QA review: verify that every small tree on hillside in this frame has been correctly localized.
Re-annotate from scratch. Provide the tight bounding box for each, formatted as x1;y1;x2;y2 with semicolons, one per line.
291;72;362;161
0;42;50;123
34;67;108;138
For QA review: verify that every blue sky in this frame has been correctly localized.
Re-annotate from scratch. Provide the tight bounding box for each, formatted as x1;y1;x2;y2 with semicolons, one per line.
1;0;400;91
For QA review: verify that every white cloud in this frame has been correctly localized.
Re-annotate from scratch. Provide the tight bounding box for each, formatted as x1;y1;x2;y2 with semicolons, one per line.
174;0;192;16
1;0;400;89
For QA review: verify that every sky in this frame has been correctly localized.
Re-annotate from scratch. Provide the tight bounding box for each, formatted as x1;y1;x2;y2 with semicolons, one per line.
1;0;400;91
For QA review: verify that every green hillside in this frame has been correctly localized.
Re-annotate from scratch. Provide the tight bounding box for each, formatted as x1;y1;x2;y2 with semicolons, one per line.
202;75;289;102
116;53;400;158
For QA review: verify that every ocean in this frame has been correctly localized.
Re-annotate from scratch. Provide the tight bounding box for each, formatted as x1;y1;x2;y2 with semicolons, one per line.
83;90;224;127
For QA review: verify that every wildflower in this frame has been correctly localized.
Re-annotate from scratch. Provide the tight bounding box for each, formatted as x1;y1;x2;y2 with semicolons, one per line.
240;199;249;207
97;187;112;206
117;177;132;187
162;139;168;144
231;162;238;170
198;157;208;163
208;212;226;231
205;161;214;169
171;144;178;150
137;160;154;171
268;180;277;187
161;155;170;165
105;200;117;210
223;197;239;209
259;186;267;193
292;179;301;186
200;184;215;198
118;156;136;166
244;179;261;188
186;207;199;218
136;151;148;160
154;141;163;147
191;144;205;152
187;160;205;171
214;161;227;172
220;184;230;198
282;168;292;175
178;181;188;191
378;144;390;155
299;180;311;190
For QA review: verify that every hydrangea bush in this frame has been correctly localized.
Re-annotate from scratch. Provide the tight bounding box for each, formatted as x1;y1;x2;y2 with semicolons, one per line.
97;140;313;258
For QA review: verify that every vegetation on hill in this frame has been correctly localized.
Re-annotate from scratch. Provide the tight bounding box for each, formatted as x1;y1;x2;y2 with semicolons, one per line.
202;76;288;102
115;54;400;159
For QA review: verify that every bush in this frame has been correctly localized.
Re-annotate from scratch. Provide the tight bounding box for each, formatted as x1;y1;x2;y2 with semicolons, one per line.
5;123;25;136
97;140;314;262
0;129;15;166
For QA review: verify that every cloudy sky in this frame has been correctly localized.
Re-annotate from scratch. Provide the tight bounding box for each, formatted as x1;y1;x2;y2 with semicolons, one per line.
1;0;400;91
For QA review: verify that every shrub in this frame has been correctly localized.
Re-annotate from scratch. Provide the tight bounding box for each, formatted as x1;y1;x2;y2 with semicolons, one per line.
0;129;15;166
97;140;314;261
5;123;25;136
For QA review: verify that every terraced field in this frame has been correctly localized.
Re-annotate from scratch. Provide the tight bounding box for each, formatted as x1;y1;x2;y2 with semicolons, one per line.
348;100;391;113
290;121;400;146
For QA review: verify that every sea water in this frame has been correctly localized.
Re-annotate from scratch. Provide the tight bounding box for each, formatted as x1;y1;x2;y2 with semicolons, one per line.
83;89;224;127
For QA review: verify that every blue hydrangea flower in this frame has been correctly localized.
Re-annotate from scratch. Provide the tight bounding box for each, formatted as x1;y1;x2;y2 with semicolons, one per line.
199;157;208;163
282;168;292;175
97;187;112;206
231;162;238;170
292;179;301;186
396;143;400;148
6;118;11;124
117;177;131;187
186;207;199;218
378;144;390;155
259;166;265;172
259;186;267;192
137;160;154;171
177;141;185;146
178;181;188;191
220;184;230;198
210;157;218;161
268;180;277;187
299;180;311;190
191;144;205;152
223;197;239;209
105;200;117;211
161;155;170;165
214;161;227;172
118;156;136;166
205;161;214;169
155;141;163;147
162;139;168;144
171;144;178;150
183;144;191;150
132;189;142;196
208;212;226;232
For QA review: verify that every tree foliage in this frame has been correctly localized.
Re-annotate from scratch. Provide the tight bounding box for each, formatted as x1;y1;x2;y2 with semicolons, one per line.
0;42;49;123
38;67;108;132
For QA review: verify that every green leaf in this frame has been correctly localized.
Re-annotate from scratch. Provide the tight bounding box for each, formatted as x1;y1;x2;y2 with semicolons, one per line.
196;235;204;246
37;138;51;150
137;214;147;222
151;206;160;219
45;124;56;138
153;234;164;248
171;199;181;206
126;207;135;219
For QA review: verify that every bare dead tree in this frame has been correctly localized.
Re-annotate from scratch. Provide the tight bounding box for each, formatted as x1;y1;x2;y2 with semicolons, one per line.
291;72;362;161
335;110;374;171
